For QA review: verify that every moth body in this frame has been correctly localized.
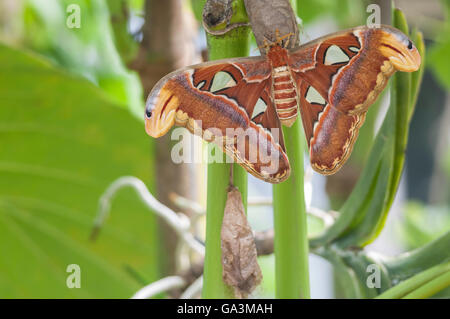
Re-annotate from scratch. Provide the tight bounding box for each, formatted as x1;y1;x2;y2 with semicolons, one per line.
268;46;299;127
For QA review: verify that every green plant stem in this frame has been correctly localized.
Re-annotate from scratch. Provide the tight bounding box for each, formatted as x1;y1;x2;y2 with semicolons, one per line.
386;8;410;210
269;0;310;300
273;120;310;299
202;6;250;297
384;230;450;281
203;154;235;298
376;261;450;299
319;248;363;298
403;270;450;299
233;163;248;212
409;29;425;121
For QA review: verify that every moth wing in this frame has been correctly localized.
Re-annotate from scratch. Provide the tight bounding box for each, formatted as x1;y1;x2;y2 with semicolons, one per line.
145;57;290;183
290;25;419;174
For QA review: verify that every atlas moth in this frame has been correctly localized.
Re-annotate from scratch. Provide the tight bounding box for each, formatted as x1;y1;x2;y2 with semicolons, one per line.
144;25;421;183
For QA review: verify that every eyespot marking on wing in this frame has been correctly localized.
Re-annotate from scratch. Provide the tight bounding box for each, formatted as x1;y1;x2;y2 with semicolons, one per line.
210;71;237;92
305;86;326;105
324;44;350;65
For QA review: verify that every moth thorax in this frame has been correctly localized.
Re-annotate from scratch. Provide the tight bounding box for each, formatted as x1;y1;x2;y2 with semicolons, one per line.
267;45;289;67
272;66;298;127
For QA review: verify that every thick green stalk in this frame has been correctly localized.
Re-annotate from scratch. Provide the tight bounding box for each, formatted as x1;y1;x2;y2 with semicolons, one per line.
403;271;450;299
376;261;450;299
273;120;310;299
386;8;411;211
202;3;250;298
409;29;425;121
203;153;234;298
233;163;248;212
269;0;310;300
384;230;450;282
319;248;363;298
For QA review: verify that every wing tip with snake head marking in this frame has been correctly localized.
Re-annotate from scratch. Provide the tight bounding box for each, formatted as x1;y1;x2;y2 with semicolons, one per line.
145;75;180;138
374;25;421;72
144;60;290;184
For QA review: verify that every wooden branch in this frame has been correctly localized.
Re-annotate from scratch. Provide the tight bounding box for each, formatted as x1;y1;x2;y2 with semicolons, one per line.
130;0;200;95
130;0;202;275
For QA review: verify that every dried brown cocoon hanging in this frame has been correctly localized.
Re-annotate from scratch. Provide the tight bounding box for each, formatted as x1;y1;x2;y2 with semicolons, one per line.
221;187;262;298
203;0;250;35
244;0;299;52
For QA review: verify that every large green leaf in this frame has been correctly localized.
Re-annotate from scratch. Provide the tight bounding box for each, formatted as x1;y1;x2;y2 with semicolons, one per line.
0;43;160;298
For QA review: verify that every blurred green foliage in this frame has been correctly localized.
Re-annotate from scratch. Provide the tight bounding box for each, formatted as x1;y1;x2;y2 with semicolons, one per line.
190;0;206;22
396;202;450;249
22;0;144;118
296;0;365;27
0;0;160;298
429;0;450;89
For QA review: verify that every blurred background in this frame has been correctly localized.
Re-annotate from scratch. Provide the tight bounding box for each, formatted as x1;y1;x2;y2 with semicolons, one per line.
0;0;449;298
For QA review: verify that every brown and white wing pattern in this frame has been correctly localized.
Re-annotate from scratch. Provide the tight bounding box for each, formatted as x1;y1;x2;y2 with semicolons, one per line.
145;57;290;183
289;25;421;174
